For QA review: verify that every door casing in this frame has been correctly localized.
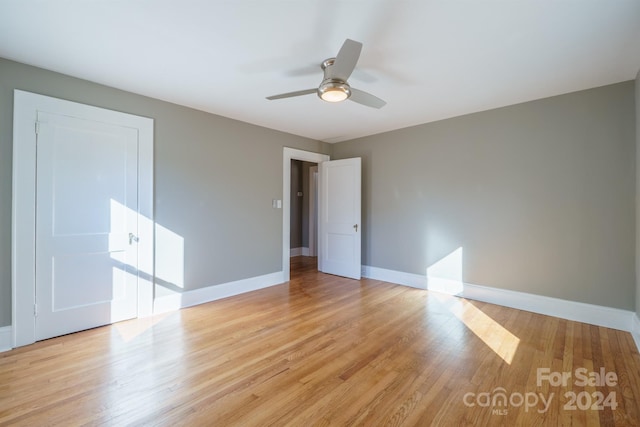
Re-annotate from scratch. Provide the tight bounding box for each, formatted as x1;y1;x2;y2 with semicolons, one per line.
282;148;329;282
12;90;154;348
308;166;318;257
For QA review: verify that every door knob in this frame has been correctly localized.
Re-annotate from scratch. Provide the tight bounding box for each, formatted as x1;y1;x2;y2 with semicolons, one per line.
354;224;358;232
129;233;139;245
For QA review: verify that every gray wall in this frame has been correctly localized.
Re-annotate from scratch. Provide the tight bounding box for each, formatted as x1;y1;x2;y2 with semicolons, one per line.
636;69;640;319
333;82;636;310
0;58;330;327
1;56;636;328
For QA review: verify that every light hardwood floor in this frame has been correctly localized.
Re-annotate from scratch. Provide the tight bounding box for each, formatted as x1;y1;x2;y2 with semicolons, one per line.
2;256;640;426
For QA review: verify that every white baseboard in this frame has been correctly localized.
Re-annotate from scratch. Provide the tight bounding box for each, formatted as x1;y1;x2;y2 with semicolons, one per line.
362;265;427;289
154;271;284;314
290;247;310;257
362;265;638;337
457;282;634;332
0;326;12;353
632;314;640;352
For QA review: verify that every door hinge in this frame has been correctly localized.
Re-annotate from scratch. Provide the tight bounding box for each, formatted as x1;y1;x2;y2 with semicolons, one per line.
35;121;40;135
33;303;38;317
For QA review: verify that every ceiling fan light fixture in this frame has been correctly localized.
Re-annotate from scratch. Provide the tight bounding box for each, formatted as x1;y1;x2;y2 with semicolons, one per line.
266;39;385;108
318;80;351;103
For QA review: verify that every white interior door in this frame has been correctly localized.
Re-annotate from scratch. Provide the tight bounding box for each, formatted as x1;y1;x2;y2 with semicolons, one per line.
318;158;361;279
34;112;139;340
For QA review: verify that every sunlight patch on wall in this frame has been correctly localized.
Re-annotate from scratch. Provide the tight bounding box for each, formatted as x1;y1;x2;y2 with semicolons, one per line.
155;223;185;288
427;247;464;295
108;199;128;264
110;198;184;289
109;198;154;277
108;198;184;324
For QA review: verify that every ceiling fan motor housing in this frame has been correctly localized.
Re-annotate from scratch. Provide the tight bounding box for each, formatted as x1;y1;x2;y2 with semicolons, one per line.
318;58;351;102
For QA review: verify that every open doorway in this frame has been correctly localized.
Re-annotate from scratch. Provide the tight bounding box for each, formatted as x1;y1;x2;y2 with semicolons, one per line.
283;148;362;282
290;160;318;278
290;160;317;257
282;148;329;282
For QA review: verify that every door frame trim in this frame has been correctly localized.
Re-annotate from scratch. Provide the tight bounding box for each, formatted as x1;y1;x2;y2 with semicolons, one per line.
282;148;329;282
308;165;318;257
11;90;154;347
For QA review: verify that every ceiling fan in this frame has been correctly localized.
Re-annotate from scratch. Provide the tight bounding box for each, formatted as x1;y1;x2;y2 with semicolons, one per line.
266;39;386;109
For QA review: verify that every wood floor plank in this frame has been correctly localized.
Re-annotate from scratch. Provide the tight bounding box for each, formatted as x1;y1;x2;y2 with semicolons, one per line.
1;256;639;426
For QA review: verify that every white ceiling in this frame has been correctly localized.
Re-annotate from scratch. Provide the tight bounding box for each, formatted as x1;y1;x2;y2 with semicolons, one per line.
1;1;639;143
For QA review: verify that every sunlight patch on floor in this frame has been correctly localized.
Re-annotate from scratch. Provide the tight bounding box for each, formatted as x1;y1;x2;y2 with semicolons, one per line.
427;247;519;364
113;312;172;343
436;294;520;364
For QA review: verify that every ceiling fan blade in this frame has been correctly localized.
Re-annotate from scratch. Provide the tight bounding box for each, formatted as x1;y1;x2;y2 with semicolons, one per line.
266;89;317;100
286;64;321;77
349;88;386;109
328;39;362;81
